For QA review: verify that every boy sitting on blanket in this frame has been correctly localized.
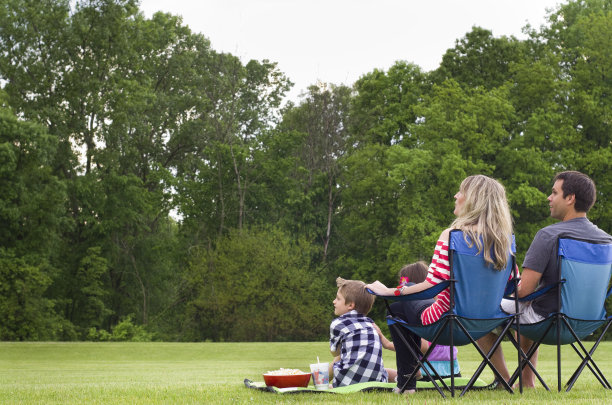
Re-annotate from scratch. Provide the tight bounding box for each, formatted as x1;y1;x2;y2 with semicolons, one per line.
329;277;395;387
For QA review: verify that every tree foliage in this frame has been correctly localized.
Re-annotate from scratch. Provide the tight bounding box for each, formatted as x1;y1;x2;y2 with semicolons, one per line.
182;227;329;341
0;0;611;340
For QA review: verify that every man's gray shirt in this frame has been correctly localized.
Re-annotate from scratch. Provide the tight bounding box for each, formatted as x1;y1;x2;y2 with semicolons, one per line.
523;217;612;317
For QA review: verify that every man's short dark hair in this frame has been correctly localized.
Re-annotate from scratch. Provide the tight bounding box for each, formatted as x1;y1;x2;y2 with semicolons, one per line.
554;171;596;213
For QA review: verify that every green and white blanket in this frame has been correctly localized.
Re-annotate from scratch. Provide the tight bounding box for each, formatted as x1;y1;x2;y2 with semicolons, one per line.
244;377;493;394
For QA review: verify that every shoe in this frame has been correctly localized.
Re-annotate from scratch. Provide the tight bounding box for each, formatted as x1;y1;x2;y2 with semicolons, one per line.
393;387;416;394
489;379;511;391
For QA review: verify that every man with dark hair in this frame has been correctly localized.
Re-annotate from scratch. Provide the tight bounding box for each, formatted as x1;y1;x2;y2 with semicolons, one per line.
552;171;597;213
483;171;612;388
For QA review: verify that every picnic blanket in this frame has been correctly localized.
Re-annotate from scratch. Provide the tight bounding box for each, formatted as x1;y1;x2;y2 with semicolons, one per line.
244;377;493;394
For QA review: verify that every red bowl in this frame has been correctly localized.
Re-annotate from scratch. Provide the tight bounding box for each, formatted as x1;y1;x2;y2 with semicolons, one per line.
263;373;311;388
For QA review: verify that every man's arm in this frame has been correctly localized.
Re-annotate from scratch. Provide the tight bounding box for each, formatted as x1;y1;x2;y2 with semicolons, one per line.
517;267;542;298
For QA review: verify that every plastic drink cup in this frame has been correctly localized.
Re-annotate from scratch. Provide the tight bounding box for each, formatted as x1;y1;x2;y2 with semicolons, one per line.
309;362;330;389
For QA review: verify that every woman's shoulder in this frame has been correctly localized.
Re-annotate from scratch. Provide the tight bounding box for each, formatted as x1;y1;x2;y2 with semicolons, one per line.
438;228;451;242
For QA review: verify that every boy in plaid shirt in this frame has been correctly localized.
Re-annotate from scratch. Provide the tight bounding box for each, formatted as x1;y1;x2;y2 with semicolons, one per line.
329;277;390;387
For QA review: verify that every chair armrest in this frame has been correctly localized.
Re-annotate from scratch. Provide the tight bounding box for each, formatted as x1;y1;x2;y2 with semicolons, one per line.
367;280;450;301
503;278;519;298
517;280;565;302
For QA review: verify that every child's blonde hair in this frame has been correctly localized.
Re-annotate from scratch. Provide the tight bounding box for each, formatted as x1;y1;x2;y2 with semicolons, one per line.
336;277;375;315
398;261;429;285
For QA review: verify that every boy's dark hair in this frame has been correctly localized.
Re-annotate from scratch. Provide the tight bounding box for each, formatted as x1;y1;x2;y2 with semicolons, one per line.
336;277;374;315
554;171;597;213
398;261;429;284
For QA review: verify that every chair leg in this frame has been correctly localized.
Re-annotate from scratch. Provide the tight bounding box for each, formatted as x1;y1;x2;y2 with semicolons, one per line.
388;322;447;398
566;342;611;391
511;318;612;393
419;342;450;389
565;320;612;391
507;333;549;391
461;339;512;396
456;321;513;396
557;332;562;392
515;317;522;394
507;317;555;391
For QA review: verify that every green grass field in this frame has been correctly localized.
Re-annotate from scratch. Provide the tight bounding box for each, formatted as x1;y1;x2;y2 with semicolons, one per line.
1;341;611;404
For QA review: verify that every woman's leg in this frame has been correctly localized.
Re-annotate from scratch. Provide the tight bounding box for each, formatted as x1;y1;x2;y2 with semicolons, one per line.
388;323;420;391
388;301;429;391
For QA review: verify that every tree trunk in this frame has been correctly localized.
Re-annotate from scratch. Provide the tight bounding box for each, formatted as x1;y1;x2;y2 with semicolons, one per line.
323;175;334;261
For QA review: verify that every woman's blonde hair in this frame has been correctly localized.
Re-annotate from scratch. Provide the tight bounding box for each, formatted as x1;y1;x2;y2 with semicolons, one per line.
450;175;513;270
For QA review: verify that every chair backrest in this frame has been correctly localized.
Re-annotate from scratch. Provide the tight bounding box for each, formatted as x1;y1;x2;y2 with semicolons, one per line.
558;238;612;320
449;230;516;319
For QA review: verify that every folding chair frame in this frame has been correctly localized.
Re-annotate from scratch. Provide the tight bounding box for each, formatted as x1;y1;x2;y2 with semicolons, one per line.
509;315;612;392
508;237;612;393
377;230;519;397
387;313;517;397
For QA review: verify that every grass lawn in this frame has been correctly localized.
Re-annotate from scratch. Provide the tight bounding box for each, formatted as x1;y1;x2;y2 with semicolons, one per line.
1;341;611;404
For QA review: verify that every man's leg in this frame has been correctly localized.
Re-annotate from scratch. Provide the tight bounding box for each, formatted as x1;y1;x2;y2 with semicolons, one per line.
502;299;542;388
513;300;543;388
518;334;537;388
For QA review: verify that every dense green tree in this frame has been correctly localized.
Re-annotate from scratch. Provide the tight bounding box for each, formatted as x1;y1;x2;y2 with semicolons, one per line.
277;84;351;260
182;227;330;341
411;79;514;170
0;102;67;339
0;103;66;257
432;26;527;90
351;61;430;147
174;54;290;241
0;249;63;340
538;0;612;232
333;145;435;283
66;247;111;330
1;0;612;342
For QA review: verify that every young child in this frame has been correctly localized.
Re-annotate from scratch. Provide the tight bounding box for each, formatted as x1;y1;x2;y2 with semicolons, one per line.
329;277;390;387
375;262;461;382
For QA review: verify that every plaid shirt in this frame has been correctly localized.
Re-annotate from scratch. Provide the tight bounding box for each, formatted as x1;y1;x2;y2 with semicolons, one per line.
329;310;388;387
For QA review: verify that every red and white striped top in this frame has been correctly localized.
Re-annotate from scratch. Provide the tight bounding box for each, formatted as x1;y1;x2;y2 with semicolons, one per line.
421;239;450;325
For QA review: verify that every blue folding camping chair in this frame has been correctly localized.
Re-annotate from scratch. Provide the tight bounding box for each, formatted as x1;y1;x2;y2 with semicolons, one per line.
508;237;612;392
369;230;519;397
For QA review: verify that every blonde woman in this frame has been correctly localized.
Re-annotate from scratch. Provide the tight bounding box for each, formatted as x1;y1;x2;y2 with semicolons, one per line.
366;174;514;392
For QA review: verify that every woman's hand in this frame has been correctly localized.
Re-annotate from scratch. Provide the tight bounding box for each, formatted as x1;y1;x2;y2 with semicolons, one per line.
365;280;393;296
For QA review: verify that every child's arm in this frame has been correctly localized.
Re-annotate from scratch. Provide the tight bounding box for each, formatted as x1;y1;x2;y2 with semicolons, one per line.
372;322;395;351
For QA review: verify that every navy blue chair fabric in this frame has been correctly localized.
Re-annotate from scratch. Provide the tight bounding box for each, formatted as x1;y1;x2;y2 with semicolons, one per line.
370;230;517;397
509;237;612;392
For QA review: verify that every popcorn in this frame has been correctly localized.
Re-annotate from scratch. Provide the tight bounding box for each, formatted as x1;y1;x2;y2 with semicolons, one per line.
265;368;308;375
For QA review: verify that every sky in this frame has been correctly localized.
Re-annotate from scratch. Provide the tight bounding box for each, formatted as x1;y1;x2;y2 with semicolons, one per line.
139;0;563;102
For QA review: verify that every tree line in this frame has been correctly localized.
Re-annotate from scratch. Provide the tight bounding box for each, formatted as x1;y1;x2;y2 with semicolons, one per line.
0;0;611;341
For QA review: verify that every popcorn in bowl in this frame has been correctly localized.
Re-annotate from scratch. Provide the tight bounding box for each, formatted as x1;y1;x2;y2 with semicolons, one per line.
263;368;312;388
265;368;308;375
